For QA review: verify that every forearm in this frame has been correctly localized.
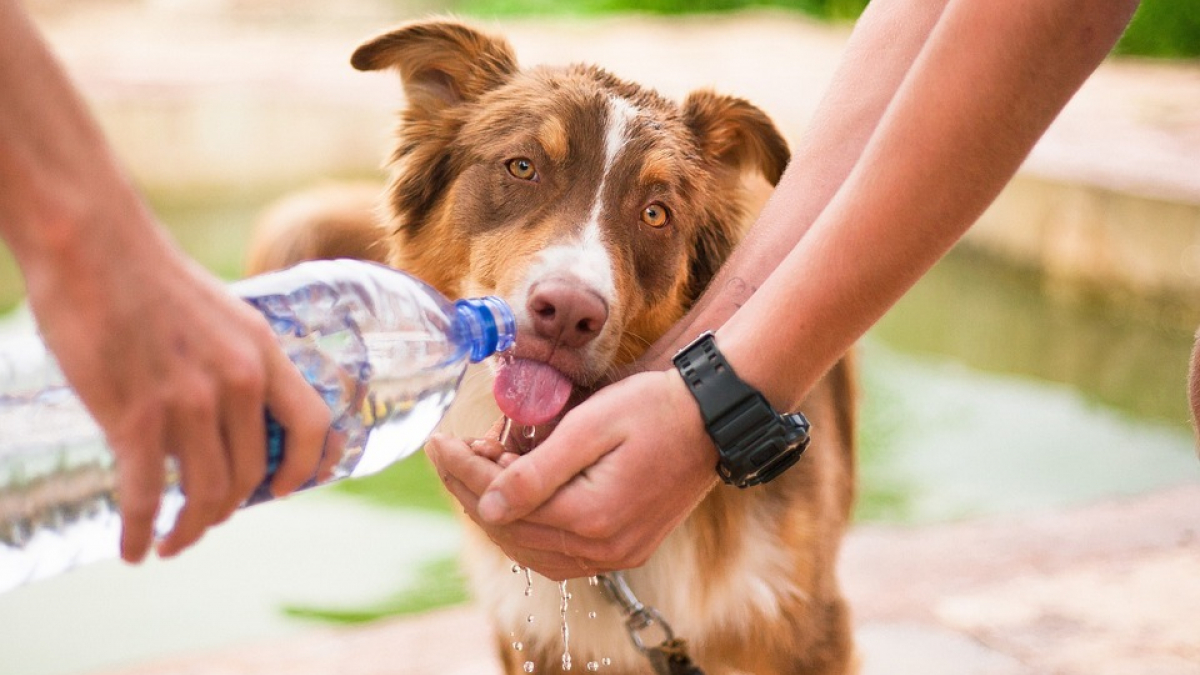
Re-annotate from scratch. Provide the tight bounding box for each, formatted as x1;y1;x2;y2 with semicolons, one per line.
719;0;1140;411
641;0;949;369
0;0;165;280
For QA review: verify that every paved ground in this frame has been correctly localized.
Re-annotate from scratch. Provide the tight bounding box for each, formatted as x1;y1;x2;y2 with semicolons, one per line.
25;3;1200;673
99;485;1200;675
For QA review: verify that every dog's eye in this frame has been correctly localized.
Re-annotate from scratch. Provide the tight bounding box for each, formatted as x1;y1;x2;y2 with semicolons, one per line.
641;202;670;228
506;158;538;181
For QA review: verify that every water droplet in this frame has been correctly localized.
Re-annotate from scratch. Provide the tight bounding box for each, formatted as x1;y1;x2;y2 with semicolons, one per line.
528;614;535;623
525;567;534;596
559;580;572;674
512;641;524;651
512;563;522;574
586;662;600;672
587;611;597;619
523;424;537;440
588;576;599;586
525;587;534;597
499;416;514;446
523;661;536;673
601;658;611;666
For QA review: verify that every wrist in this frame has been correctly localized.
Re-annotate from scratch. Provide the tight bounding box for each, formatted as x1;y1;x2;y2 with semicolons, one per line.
672;331;810;488
662;367;721;473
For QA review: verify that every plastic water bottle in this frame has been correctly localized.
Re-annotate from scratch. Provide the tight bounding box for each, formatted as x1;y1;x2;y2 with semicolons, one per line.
0;259;515;593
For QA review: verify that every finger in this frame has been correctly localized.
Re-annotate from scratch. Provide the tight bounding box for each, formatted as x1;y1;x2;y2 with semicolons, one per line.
315;428;346;484
264;352;330;497
441;475;597;580
113;408;166;563
218;379;267;519
158;387;230;558
478;404;620;524
428;433;500;498
470;437;507;462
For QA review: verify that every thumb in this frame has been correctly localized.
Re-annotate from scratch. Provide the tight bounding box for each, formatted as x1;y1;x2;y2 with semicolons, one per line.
478;402;619;524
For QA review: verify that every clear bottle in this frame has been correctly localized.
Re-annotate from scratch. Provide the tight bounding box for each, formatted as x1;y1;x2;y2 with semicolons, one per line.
0;259;515;593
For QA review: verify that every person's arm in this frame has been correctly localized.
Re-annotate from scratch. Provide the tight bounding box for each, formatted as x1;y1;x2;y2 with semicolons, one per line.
0;0;330;561
640;0;951;370
719;0;1142;412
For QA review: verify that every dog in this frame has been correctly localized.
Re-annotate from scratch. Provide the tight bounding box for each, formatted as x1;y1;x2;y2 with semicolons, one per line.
246;19;857;675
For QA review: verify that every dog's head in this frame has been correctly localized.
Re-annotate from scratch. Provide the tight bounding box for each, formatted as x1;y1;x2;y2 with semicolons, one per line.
353;19;788;426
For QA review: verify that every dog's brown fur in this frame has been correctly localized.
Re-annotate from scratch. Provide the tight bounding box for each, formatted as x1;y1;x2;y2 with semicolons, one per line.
247;19;856;675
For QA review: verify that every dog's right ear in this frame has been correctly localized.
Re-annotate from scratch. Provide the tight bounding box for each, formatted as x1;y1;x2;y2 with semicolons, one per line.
351;20;518;112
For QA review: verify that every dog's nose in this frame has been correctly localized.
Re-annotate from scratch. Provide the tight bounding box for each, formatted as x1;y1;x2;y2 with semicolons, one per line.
527;281;608;348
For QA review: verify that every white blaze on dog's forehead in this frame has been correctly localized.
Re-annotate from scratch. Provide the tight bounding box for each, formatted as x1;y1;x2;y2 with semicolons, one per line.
514;95;638;307
588;95;639;222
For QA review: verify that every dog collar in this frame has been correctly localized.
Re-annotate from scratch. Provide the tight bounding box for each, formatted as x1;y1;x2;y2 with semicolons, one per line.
672;331;810;488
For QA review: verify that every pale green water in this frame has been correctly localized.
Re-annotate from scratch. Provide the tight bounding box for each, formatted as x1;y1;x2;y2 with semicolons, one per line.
0;198;1197;675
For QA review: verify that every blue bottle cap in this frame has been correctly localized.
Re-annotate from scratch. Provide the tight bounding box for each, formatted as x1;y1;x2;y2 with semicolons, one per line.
455;297;517;363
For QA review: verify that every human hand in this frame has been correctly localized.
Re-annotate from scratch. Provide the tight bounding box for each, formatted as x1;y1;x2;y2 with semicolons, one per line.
21;218;331;563
426;369;718;580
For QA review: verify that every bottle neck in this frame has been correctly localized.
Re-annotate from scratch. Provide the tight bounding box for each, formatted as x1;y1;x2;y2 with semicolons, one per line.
454;297;516;363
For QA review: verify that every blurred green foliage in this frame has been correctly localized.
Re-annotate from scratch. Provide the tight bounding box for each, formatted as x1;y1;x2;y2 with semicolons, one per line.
283;555;469;623
333;451;455;513
1116;0;1200;59
459;0;1200;59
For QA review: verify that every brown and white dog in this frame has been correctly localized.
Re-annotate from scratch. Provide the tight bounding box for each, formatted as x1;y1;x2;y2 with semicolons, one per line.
246;19;857;675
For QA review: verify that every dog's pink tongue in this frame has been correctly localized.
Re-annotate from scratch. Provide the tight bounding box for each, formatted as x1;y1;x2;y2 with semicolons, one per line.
493;358;573;427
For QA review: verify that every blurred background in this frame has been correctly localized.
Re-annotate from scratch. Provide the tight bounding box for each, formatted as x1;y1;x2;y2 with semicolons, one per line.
1;1;1199;673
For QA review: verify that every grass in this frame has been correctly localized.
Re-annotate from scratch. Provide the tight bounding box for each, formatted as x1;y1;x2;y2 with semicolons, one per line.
332;451;456;513
1116;0;1200;59
283;555;470;624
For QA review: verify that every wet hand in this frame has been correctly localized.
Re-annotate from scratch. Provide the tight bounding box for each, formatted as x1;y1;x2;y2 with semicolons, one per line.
428;370;719;580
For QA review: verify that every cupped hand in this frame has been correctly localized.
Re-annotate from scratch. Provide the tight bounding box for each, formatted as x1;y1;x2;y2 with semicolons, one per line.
426;369;718;580
23;219;331;563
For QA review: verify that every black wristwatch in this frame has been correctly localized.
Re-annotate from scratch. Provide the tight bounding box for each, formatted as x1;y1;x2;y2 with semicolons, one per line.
672;331;810;488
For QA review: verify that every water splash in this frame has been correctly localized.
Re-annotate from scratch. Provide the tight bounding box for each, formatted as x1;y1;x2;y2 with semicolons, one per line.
560;580;572;671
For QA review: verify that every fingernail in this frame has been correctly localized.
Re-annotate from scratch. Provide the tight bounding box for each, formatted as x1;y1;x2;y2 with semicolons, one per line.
479;491;509;523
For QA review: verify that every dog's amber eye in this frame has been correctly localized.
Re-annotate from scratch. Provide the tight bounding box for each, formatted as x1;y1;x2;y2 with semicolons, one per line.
506;158;538;181
641;203;670;228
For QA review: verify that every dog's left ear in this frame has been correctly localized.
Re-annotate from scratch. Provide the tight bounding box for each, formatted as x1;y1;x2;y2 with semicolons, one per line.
351;20;518;112
682;90;790;186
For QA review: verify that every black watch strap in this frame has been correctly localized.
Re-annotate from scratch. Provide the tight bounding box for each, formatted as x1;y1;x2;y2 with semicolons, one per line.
673;331;810;488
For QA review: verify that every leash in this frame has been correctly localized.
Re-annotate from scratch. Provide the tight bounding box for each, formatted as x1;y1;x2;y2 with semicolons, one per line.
596;572;705;675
